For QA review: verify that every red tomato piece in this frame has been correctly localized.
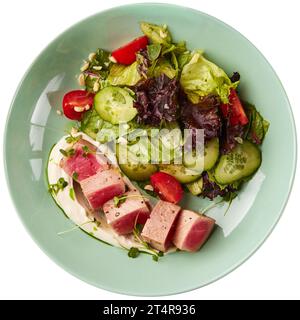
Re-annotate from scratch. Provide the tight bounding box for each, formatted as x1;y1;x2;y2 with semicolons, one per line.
62;90;94;121
111;36;148;65
150;172;183;204
221;89;248;126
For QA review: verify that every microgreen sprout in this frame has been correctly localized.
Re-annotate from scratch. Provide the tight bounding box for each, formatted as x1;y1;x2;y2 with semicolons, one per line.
113;194;149;208
48;177;68;195
59;148;75;158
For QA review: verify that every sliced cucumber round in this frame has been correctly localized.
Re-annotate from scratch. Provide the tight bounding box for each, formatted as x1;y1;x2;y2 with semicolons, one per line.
116;143;157;181
159;164;201;184
186;178;203;196
183;151;204;173
119;162;158;181
214;141;261;185
183;138;219;173
94;86;137;124
204;138;219;170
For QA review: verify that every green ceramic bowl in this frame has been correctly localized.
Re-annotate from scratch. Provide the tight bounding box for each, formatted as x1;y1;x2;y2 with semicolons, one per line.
4;3;296;296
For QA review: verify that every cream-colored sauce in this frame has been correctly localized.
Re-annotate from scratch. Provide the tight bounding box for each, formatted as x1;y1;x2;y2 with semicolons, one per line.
47;132;157;253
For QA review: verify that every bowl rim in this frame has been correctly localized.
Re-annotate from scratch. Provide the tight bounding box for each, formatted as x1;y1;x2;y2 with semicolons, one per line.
3;2;297;296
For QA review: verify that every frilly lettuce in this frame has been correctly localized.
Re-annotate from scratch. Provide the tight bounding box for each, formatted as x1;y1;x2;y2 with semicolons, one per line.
152;58;177;79
140;22;171;45
108;62;141;86
139;22;189;80
180;51;238;103
177;51;192;70
147;43;161;61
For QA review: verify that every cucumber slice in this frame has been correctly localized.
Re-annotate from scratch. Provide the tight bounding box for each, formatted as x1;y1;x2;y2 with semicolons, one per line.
119;163;158;181
116;143;157;181
183;151;204;173
186;178;203;196
214;141;261;185
183;138;219;173
94;86;137;124
159;164;201;183
204;138;219;170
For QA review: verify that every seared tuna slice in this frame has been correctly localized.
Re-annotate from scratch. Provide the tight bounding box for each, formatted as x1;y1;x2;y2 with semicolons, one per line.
103;190;150;235
141;200;181;252
80;169;125;209
60;141;109;181
173;210;215;252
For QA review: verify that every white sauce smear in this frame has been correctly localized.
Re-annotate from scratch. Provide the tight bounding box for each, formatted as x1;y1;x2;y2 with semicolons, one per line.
47;132;153;252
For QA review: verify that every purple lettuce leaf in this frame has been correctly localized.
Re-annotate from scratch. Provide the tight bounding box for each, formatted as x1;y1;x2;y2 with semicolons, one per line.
201;172;238;200
133;74;179;126
220;122;246;154
180;92;222;144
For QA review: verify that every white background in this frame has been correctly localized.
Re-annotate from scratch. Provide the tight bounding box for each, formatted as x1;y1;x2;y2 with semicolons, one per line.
0;0;299;300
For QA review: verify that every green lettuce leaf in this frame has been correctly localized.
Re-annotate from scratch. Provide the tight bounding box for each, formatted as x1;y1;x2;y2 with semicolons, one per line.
151;58;177;79
177;51;192;70
147;44;162;61
159;41;186;76
243;102;269;145
161;41;186;56
80;109;137;143
140;22;171;44
80;109;99;140
180;51;237;103
173;41;187;54
145;44;183;79
139;22;189;80
107;62;141;86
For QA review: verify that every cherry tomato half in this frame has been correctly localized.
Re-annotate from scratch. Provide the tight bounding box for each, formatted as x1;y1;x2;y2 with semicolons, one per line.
62;90;94;121
150;172;183;204
111;36;148;65
220;89;248;126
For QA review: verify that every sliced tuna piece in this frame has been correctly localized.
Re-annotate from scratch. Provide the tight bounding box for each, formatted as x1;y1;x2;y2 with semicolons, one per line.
73;180;103;221
173;210;215;252
80;169;125;209
60;141;109;181
103;190;150;235
141;200;181;252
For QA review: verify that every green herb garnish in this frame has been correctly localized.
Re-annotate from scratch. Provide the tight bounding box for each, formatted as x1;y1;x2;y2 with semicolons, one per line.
59;148;75;158
69;187;75;201
113;196;126;207
57;220;94;236
113;194;149;208
65;134;82;144
152;255;158;262
48;177;68;195
128;247;140;258
95;221;101;227
223;191;238;216
82;145;95;158
132;222;163;262
158;251;164;257
72;171;79;181
135;223;144;234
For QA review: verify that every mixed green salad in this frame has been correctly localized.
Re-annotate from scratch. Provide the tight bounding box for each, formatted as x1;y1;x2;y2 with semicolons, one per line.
61;21;269;205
